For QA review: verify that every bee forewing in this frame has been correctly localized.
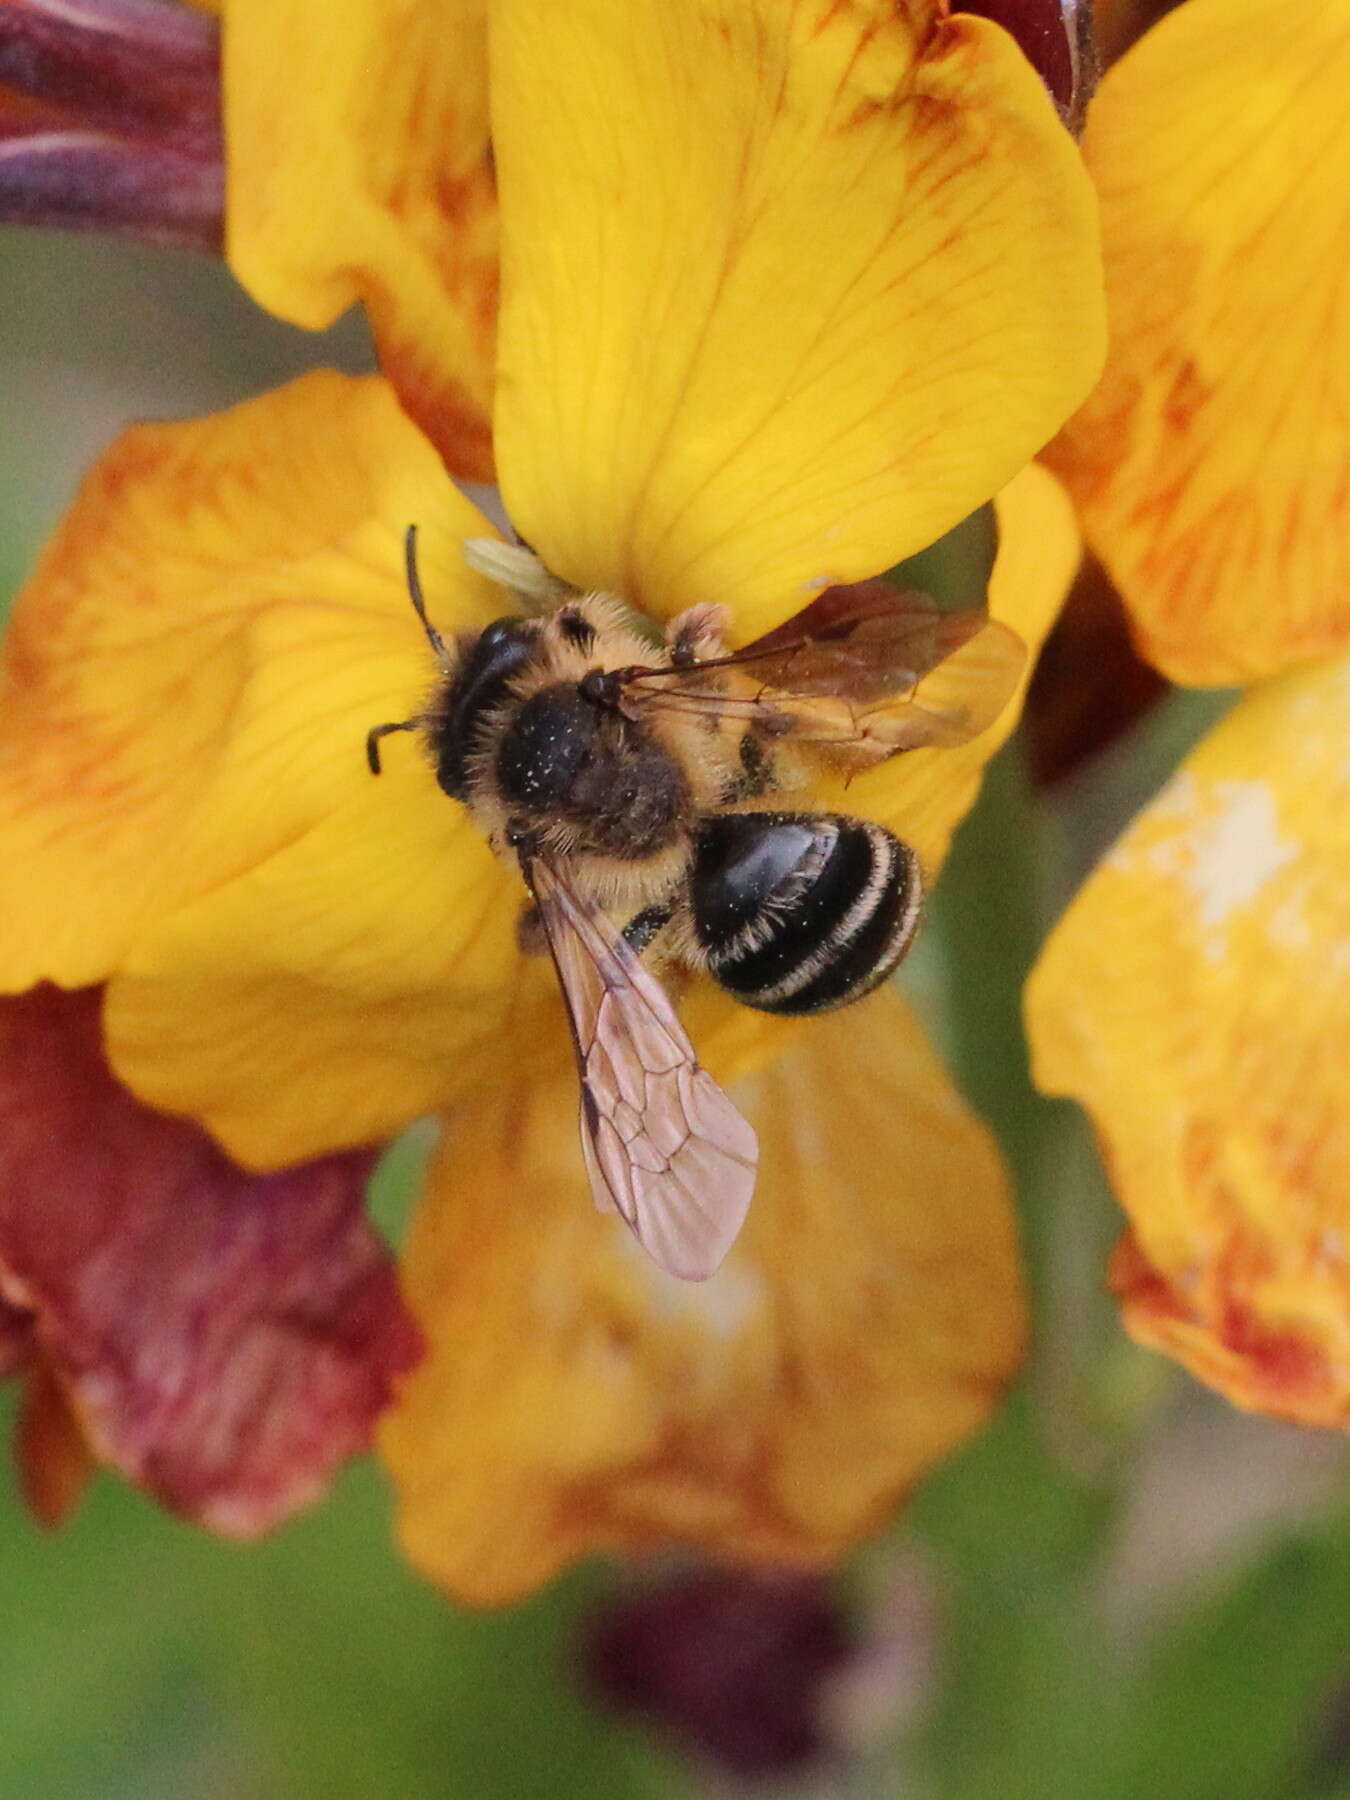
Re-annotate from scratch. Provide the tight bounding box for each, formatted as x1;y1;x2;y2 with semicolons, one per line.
626;615;1025;763
529;858;758;1282
730;585;967;703
622;584;1026;764
863;615;1027;747
759;627;1025;761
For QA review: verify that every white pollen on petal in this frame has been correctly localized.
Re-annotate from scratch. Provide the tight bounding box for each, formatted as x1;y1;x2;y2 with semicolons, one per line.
1131;778;1299;959
1148;769;1202;826
1181;782;1297;933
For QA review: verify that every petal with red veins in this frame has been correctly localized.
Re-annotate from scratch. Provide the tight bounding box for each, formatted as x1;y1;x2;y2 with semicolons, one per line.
223;0;496;477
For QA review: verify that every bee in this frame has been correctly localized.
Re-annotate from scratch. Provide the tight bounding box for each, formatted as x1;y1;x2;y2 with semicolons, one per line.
367;528;1025;1282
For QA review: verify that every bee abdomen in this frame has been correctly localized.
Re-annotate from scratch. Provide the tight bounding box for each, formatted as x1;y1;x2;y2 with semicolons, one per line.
690;812;922;1016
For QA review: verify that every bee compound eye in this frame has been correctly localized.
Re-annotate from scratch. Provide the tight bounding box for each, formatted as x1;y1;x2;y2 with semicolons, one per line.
433;618;537;801
478;615;528;651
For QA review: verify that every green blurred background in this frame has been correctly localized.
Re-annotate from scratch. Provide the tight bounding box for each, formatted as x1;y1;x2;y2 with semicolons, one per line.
2;226;1349;1800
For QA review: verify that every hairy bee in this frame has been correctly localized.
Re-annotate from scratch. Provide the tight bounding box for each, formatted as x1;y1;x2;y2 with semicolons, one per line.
367;529;1024;1281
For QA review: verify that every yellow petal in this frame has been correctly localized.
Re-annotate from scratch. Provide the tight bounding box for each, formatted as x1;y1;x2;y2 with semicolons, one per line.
491;0;1104;636
818;464;1082;874
103;773;562;1167
1027;651;1350;1424
1047;0;1350;685
0;371;495;992
222;0;496;477
382;986;1023;1605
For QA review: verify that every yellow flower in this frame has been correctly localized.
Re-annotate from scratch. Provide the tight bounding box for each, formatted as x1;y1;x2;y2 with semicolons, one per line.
1047;0;1350;687
0;0;1104;1598
1027;0;1350;1424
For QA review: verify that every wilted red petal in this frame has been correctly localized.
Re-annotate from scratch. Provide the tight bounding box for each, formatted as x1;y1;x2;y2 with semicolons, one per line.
0;80;58;136
0;0;221;249
0;0;219;151
0;985;421;1534
0;130;221;250
0;1294;33;1378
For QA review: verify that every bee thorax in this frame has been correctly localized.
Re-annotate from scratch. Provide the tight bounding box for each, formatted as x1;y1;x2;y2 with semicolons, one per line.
495;682;691;859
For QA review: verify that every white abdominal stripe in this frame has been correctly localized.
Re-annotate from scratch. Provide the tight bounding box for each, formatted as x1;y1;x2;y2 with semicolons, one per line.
700;815;922;1016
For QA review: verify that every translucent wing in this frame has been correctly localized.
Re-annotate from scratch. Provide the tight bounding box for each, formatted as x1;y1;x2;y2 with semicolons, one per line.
526;856;758;1281
714;582;984;699
619;583;1026;764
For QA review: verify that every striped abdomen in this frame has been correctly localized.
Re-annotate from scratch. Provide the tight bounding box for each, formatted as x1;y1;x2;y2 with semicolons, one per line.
689;811;922;1016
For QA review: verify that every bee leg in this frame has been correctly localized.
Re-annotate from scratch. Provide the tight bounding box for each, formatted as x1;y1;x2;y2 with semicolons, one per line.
516;901;548;956
622;901;675;955
665;604;730;668
365;718;423;774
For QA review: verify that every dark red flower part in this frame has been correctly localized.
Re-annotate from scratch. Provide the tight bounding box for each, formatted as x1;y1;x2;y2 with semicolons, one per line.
0;985;422;1534
1023;554;1169;786
0;0;221;251
0;1293;33;1378
586;1568;855;1780
0;0;217;147
956;0;1097;131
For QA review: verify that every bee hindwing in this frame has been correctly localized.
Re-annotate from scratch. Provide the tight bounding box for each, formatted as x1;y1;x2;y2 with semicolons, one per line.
527;856;758;1281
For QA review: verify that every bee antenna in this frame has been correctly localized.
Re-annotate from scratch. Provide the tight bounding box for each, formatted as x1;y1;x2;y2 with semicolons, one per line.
404;524;449;661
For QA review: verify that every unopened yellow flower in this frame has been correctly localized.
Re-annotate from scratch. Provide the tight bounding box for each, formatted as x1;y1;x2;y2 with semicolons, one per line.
1;0;1104;1597
1028;0;1350;1424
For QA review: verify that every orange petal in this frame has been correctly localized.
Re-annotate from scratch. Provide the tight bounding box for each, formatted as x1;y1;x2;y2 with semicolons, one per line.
222;0;496;477
382;986;1023;1604
491;0;1103;636
1026;650;1350;1423
1046;0;1350;684
0;370;496;993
